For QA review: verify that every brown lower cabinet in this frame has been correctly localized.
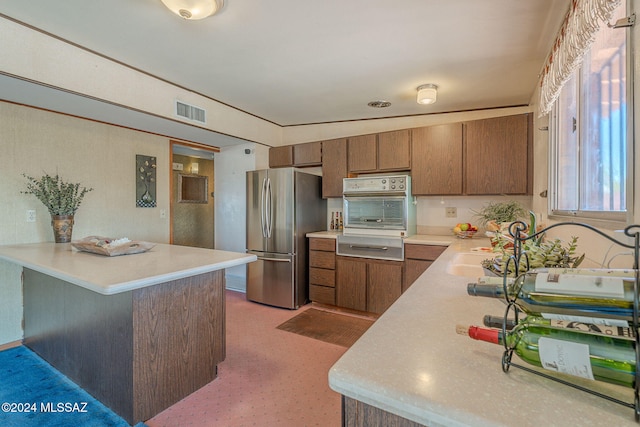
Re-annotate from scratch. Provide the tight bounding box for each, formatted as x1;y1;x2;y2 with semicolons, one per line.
336;256;403;315
309;238;446;315
343;396;426;427
403;244;446;292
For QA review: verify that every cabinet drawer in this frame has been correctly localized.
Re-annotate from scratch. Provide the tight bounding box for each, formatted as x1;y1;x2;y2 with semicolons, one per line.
309;284;336;305
309;238;336;251
404;244;446;261
310;267;335;287
310;250;335;269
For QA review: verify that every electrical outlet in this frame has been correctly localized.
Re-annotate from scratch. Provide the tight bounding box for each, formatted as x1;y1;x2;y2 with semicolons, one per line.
26;210;36;222
445;207;457;218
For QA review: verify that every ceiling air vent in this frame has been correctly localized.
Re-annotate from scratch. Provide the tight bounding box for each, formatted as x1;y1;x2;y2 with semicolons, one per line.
175;100;206;124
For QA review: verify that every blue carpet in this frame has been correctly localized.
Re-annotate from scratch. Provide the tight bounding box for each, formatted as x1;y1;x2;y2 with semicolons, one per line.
0;346;147;427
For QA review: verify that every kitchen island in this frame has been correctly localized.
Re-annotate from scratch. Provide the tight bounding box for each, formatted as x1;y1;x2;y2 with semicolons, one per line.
0;242;256;425
329;236;638;427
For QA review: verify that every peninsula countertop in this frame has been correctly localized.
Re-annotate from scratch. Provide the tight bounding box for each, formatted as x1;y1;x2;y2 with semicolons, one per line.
328;236;637;427
0;242;256;295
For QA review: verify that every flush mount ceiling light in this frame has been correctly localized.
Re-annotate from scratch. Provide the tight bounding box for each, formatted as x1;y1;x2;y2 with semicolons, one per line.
416;84;438;105
160;0;224;20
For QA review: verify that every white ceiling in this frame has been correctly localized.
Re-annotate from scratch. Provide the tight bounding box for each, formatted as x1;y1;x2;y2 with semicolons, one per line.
0;0;569;130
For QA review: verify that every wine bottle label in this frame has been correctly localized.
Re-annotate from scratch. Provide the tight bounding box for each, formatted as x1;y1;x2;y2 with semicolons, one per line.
538;337;594;381
535;273;625;298
546;268;635;278
546;318;633;338
542;313;630;329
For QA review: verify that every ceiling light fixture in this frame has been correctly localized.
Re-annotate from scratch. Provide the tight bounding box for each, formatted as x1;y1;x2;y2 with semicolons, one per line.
416;84;438;105
160;0;224;20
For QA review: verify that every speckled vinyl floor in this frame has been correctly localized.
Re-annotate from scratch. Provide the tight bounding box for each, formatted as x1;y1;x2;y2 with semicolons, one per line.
146;290;347;427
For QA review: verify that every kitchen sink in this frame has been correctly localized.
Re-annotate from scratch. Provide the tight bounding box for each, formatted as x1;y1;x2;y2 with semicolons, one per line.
446;252;490;277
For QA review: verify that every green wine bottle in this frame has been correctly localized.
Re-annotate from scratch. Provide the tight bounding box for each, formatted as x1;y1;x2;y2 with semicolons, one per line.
456;322;636;388
468;268;637;323
482;314;634;339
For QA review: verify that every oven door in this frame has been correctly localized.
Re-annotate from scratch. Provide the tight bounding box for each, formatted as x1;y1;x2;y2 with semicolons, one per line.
343;195;408;232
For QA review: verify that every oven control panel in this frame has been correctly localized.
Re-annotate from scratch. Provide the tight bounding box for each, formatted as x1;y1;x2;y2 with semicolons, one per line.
343;175;409;193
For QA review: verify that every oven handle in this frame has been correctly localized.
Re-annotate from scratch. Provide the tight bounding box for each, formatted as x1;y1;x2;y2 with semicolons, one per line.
349;245;388;251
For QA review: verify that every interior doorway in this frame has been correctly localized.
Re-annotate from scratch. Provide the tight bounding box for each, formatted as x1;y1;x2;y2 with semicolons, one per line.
170;141;219;249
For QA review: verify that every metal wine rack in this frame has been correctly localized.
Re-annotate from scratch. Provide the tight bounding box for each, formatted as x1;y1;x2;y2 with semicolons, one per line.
498;221;640;421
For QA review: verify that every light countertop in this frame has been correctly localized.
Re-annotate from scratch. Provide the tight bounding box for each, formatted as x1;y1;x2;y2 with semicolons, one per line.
328;236;638;426
0;242;256;295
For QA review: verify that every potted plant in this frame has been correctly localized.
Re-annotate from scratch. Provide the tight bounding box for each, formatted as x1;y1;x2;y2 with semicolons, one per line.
22;173;93;243
481;234;585;276
472;200;527;232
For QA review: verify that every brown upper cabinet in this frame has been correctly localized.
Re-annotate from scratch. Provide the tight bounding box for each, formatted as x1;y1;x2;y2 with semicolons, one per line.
347;134;377;172
411;123;463;195
321;138;348;198
269;145;293;168
293;141;322;166
464;113;532;195
348;130;410;173
270;142;322;168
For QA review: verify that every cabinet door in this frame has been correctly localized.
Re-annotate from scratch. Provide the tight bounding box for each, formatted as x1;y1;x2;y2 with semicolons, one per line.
377;130;411;171
336;257;367;311
293;142;322;166
411;124;463;195
464;114;531;195
403;259;432;292
322;138;348;198
348;134;377;173
367;261;403;314
269;146;293;168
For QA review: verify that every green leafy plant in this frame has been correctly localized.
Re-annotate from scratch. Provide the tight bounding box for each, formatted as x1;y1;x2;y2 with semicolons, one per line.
22;173;93;216
482;234;585;276
472;200;527;227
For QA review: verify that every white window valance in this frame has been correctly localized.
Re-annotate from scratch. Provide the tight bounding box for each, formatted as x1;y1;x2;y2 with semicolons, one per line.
538;0;622;116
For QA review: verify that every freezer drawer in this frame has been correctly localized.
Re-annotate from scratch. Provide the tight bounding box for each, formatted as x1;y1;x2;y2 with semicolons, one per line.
246;252;297;309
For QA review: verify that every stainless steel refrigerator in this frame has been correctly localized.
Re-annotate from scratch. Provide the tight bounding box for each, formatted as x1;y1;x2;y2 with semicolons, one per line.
246;168;326;309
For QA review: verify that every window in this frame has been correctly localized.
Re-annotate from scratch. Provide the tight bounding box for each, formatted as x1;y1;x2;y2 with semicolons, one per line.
549;3;631;224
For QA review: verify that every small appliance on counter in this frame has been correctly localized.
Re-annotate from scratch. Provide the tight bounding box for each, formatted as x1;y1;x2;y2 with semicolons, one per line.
337;175;416;261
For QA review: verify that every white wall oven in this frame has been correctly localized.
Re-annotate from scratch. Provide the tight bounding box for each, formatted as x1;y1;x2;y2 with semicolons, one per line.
337;175;416;261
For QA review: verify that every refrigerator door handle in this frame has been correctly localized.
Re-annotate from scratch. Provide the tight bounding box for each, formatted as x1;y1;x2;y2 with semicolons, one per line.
260;177;267;238
265;177;273;238
256;256;292;263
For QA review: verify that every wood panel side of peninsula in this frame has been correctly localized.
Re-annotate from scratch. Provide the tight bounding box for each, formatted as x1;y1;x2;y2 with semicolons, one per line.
23;268;225;424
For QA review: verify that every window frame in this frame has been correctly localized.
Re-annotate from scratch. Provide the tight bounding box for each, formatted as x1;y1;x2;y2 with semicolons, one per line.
548;8;634;228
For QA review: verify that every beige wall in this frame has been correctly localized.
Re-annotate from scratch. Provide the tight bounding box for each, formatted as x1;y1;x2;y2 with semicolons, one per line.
0;102;171;344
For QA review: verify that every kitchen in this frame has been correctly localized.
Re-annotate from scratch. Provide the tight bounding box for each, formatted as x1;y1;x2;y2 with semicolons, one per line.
0;0;639;426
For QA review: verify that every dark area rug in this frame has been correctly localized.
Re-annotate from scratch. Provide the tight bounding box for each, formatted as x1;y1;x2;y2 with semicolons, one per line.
276;308;375;347
0;346;147;427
